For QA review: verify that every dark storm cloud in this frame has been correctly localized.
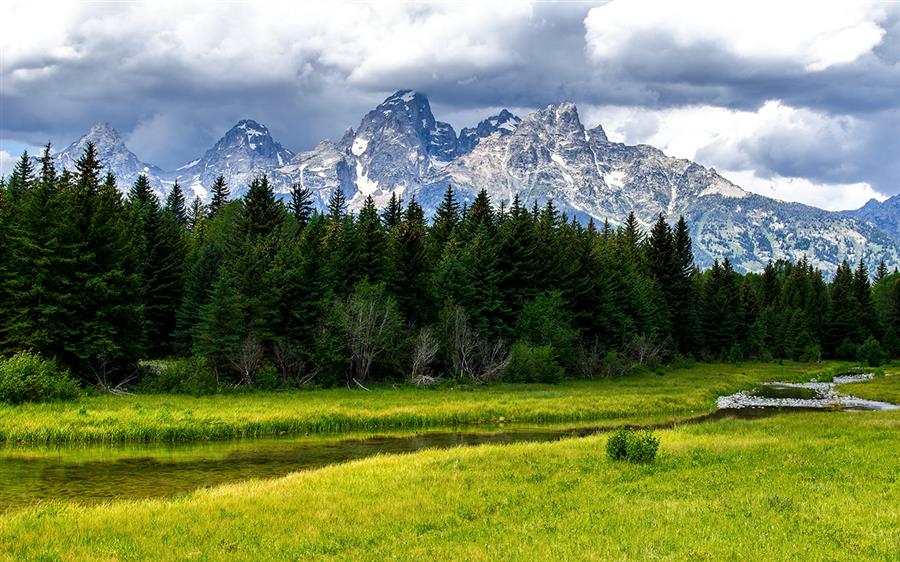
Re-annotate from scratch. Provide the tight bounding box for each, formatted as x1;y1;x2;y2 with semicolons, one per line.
1;1;898;198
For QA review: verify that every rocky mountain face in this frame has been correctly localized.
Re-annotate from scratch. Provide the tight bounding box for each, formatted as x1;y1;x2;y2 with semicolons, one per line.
52;91;900;273
53;122;167;198
457;109;522;155
843;194;900;241
169;120;294;201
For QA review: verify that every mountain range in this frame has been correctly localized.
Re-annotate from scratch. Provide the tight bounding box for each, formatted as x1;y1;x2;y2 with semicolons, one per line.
50;90;900;274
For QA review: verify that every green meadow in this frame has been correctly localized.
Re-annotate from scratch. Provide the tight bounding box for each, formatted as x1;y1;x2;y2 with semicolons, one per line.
1;409;897;560
2;363;899;561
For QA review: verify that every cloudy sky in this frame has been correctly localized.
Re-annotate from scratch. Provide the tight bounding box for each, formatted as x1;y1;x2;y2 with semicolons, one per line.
2;0;899;210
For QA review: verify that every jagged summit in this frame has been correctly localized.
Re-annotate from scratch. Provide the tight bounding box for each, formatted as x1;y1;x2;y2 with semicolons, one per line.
458;109;521;154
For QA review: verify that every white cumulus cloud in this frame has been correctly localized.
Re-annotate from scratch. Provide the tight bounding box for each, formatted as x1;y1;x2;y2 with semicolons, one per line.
585;0;888;72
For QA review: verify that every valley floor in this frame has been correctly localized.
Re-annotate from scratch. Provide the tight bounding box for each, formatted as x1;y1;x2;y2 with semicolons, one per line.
1;363;898;560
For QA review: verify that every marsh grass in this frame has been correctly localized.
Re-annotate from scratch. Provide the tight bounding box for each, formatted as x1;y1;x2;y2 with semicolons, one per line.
0;362;836;444
0;411;896;560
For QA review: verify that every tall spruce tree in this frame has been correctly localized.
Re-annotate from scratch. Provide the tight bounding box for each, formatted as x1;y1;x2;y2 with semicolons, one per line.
430;185;460;254
208;175;230;218
165;180;188;226
7;150;35;201
381;192;403;231
240;175;283;241
288;182;314;227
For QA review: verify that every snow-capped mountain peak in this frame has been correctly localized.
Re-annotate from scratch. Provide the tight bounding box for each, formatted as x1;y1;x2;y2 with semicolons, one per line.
169;119;294;200
53;122;166;196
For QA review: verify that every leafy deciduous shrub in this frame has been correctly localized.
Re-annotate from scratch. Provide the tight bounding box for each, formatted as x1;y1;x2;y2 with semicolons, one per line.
505;342;563;384
606;428;660;463
0;351;82;404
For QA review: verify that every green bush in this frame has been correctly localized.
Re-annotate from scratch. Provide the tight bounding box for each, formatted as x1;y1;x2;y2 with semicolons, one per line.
858;337;886;368
599;350;631;378
625;431;660;463
0;351;82;404
254;364;282;391
606;428;660;463
835;338;858;360
505;342;563;384
139;357;218;395
668;354;696;370
605;428;630;460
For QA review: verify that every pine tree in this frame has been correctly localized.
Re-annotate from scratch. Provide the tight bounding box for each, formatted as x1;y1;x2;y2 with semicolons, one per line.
326;187;347;225
825;260;860;353
127;174;185;357
129;174;158;207
462;188;494;239
430;184;460;252
193;272;243;377
355;195;387;283
853;259;876;337
494;195;540;332
7;150;35;201
874;260;889;284
621;211;644;250
288;182;314;227
381;192;403;231
187;196;206;232
165;180;188;226
388;197;431;325
208;175;230;218
240;175;283;241
38;143;56;188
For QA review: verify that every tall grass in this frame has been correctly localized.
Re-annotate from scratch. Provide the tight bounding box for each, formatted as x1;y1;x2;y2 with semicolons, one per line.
0;362;836;444
1;410;897;560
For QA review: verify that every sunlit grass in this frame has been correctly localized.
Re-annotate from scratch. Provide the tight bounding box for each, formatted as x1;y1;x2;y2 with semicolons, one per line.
1;410;896;560
842;373;900;404
0;362;837;444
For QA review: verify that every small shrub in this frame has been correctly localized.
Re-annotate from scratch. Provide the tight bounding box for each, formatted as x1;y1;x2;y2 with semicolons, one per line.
858;337;886;368
668;354;695;370
606;428;630;460
254;364;282;391
0;351;82;404
599;350;631;378
505;342;563;384
798;344;822;363
625;431;660;463
606;428;660;463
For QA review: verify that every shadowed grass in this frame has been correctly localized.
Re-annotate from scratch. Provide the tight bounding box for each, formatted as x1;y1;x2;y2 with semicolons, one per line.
0;362;835;444
1;410;896;560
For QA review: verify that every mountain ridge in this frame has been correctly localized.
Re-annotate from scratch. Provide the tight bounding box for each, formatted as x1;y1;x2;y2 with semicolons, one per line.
45;90;900;273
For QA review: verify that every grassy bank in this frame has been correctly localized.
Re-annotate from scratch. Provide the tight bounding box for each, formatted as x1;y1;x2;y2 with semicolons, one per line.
1;410;896;560
842;374;900;404
0;362;835;444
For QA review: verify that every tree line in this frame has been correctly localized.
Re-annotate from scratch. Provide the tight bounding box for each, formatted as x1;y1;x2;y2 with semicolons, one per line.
1;144;898;388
